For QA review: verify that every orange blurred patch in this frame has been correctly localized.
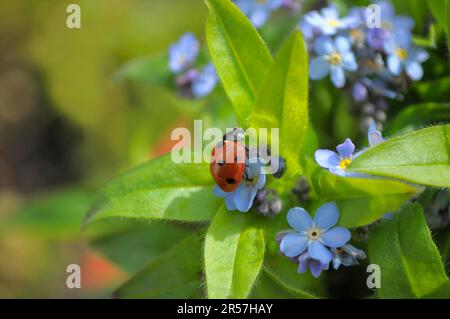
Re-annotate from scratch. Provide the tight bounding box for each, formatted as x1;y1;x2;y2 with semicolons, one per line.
81;250;127;291
150;117;191;157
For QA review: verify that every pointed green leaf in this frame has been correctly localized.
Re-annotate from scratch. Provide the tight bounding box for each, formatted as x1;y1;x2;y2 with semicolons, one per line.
348;125;450;188
311;168;419;228
84;154;220;225
368;203;450;298
249;30;308;176
205;0;273;125
114;233;203;298
204;206;265;298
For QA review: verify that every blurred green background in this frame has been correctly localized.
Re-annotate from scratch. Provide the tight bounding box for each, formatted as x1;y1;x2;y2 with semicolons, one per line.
0;0;211;298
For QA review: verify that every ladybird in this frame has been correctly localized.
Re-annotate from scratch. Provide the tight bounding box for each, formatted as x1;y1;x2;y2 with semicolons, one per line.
210;140;246;192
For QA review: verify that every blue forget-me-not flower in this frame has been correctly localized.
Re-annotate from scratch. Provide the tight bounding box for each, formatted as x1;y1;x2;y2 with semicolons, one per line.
384;31;429;81
315;138;357;176
279;203;351;266
368;121;384;146
213;158;266;212
303;5;359;36
309;35;357;88
168;32;199;74
331;244;367;270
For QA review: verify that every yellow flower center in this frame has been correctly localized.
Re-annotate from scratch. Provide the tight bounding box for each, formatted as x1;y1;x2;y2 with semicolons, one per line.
349;29;364;42
396;48;408;60
327;52;343;65
339;158;352;170
326;19;340;27
308;228;322;240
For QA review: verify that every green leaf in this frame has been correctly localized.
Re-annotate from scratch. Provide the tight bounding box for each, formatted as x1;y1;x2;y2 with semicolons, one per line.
262;253;324;299
385;103;450;136
84;154;220;225
348;125;450;188
429;0;447;30
250;271;314;299
204;206;265;298
4;188;93;240
205;0;273;125
249;30;308;176
368;203;450;298
114;233;203;298
90;221;195;273
311;167;419;228
113;52;172;87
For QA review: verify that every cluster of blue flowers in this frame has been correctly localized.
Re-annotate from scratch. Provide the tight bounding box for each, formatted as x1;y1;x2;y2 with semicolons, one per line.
168;33;219;98
315;121;384;176
278;203;366;277
234;0;298;29
301;1;429;128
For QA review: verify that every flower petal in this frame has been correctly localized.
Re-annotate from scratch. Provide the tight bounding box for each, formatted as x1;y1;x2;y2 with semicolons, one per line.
314;36;335;55
387;55;402;76
368;122;384;146
225;194;237;211
314;202;339;229
394;16;415;31
342;52;357;71
352;82;367;102
309;260;325;278
233;184;256;212
405;60;423;81
192;65;218;98
309;56;330;80
297;252;310;273
308;240;332;264
332;255;342;270
321;227;351;248
256;173;266;190
330;65;345;88
287;207;313;232
280;233;308;257
336;138;355;158
412;48;429;63
213;184;227;198
334;36;351;53
250;7;269;28
314;149;340;169
321;5;339;20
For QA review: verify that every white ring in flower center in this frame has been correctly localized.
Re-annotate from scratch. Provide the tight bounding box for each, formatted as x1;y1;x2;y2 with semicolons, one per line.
308;228;322;240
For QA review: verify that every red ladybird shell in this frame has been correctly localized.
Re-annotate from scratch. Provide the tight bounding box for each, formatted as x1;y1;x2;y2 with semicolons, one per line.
210;140;246;192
